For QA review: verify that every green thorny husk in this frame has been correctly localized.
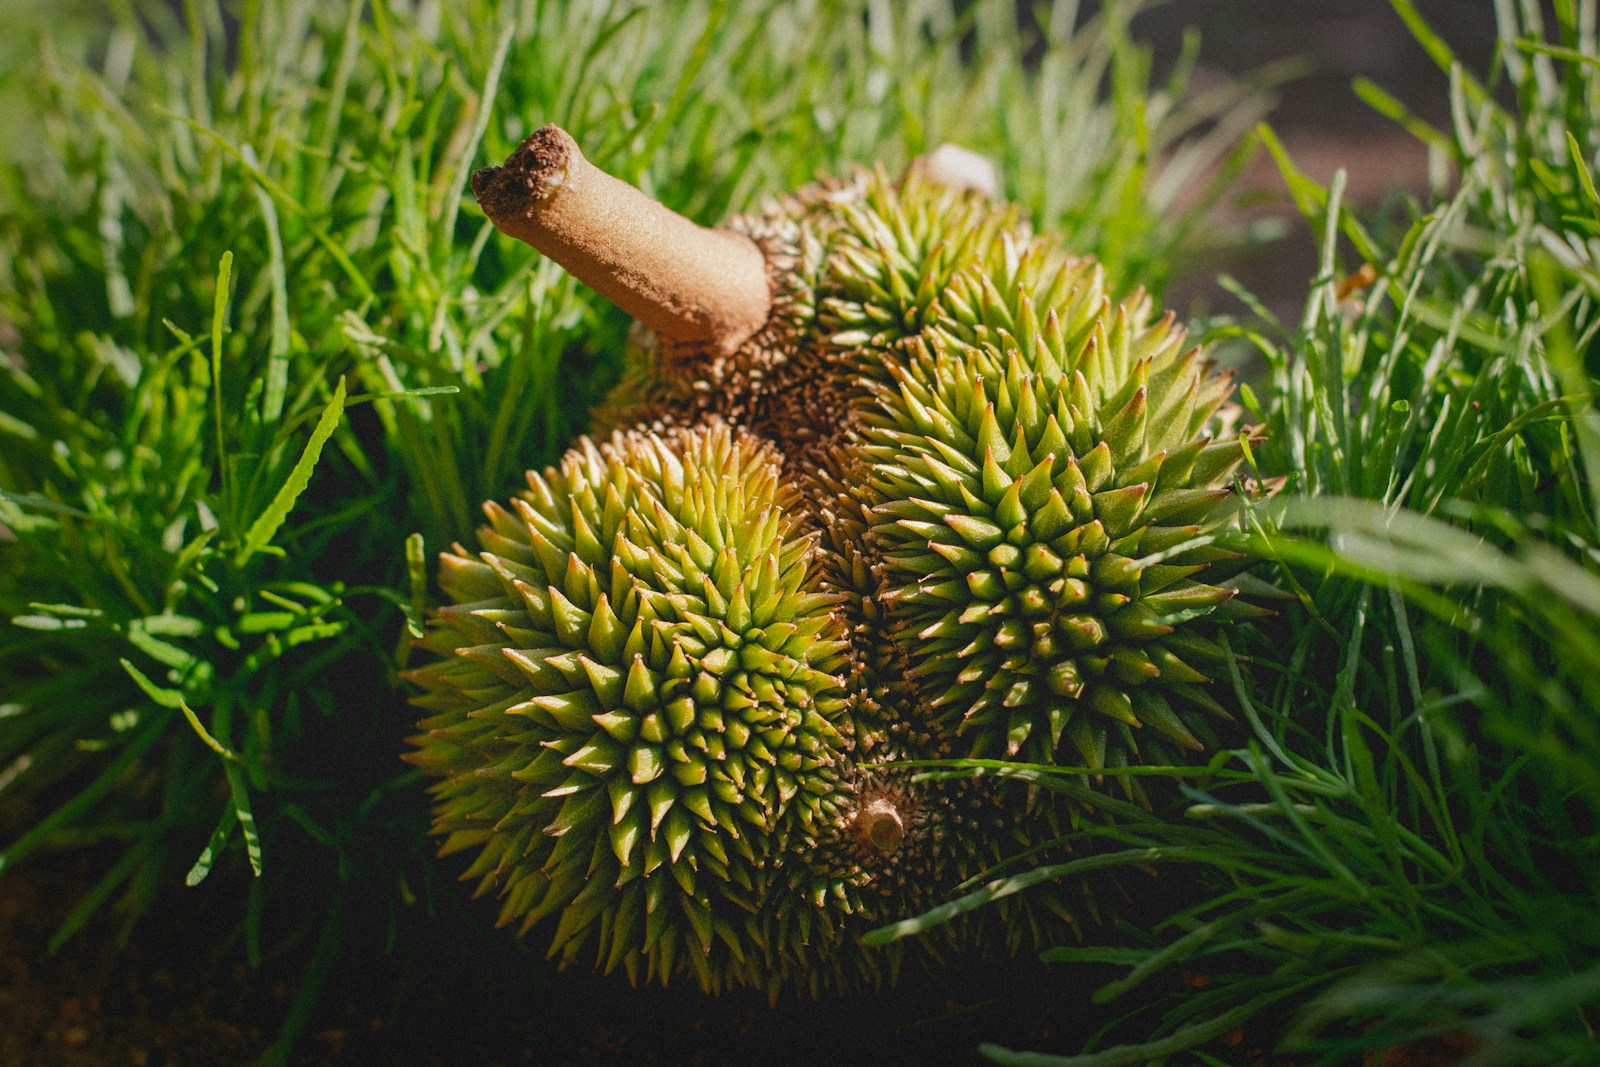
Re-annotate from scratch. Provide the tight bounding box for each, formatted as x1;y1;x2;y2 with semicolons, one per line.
404;161;1264;997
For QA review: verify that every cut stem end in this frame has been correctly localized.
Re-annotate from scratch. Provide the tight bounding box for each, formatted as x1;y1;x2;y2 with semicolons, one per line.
857;798;905;853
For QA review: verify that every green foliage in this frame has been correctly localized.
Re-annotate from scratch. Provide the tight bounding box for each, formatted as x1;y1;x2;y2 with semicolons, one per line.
0;0;1258;1058
893;3;1600;1064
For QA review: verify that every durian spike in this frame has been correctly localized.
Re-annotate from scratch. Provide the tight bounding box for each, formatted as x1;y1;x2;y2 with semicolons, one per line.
471;124;771;355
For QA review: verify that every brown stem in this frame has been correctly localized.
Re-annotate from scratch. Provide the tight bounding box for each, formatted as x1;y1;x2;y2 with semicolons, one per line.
471;125;770;355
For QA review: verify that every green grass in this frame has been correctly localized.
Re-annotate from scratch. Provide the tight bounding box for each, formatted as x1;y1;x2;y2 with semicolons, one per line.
0;0;1265;1061
870;3;1600;1064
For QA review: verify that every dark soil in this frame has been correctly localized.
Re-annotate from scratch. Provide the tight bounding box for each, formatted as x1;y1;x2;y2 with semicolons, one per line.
0;2;1502;1064
0;852;259;1067
0;844;1172;1067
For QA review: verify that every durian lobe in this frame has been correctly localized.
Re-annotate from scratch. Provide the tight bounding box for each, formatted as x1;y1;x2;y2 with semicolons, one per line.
406;422;853;987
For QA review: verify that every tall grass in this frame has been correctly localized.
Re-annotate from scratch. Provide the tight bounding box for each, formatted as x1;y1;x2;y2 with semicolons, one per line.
873;2;1600;1064
0;0;1263;1059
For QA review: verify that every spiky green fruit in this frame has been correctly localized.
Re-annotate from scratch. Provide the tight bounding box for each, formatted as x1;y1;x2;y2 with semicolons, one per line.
779;167;1258;774
859;336;1249;770
405;424;852;988
413;153;1261;996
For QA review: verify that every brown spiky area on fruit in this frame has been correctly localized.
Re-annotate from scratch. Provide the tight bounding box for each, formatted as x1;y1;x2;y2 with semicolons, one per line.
407;126;1262;997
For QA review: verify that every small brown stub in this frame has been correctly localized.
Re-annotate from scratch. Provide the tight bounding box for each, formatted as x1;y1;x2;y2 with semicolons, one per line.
856;798;905;853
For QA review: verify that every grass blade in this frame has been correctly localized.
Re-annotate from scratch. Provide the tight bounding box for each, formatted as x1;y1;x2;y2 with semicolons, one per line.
235;376;346;566
225;760;262;877
185;800;238;886
119;658;239;762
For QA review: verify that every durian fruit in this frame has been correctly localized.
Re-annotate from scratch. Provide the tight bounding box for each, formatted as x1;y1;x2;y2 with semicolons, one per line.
857;333;1250;772
769;167;1259;773
405;424;853;990
407;125;1260;995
